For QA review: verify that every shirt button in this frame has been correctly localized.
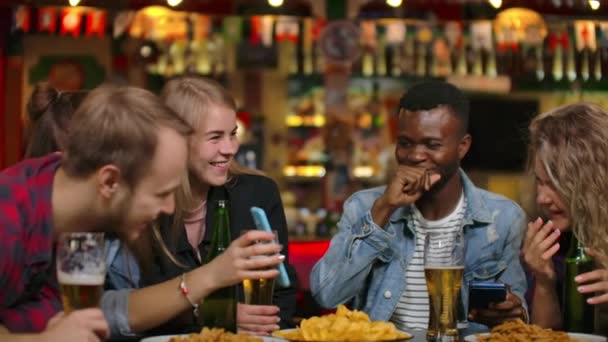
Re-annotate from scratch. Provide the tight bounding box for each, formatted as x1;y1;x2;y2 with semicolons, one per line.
363;224;370;233
384;290;392;299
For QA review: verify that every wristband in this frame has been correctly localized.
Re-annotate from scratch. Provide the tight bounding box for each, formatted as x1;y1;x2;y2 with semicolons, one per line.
179;272;199;317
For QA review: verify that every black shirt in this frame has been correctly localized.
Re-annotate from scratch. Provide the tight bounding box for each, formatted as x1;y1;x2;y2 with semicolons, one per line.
140;174;298;335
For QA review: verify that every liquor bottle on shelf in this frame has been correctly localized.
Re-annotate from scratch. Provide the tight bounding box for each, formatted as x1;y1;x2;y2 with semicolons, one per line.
566;37;577;82
593;49;602;81
376;38;387;76
553;42;564;81
455;41;467;76
536;45;545;81
580;48;590;81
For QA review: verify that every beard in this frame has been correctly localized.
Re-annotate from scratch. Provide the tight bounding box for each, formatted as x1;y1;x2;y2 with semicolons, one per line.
97;190;133;241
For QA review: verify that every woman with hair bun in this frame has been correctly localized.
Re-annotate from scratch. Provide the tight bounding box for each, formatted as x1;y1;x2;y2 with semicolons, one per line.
24;82;87;158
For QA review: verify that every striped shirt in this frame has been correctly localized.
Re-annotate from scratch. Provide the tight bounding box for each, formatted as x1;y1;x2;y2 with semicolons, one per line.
390;193;466;330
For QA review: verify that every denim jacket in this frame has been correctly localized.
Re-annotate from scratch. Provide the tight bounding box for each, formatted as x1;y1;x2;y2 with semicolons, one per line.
100;237;139;338
310;170;527;334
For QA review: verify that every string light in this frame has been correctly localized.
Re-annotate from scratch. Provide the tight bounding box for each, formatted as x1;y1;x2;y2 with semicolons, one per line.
488;0;502;9
268;0;284;7
167;0;182;7
386;0;402;7
589;0;600;10
68;0;80;6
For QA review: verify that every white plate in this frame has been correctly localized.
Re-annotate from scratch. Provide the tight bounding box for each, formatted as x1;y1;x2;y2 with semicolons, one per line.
141;335;285;342
463;332;606;342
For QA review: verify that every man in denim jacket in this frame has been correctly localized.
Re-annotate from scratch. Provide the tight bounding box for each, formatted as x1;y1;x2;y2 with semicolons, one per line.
310;81;527;334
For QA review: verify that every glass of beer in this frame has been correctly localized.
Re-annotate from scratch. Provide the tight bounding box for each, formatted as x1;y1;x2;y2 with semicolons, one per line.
241;230;277;306
56;232;106;313
424;230;465;342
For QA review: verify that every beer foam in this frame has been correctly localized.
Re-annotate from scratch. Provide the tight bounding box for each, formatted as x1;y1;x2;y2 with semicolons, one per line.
57;271;105;285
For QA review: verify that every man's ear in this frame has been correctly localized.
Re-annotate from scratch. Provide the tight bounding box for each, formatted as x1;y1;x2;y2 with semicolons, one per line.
97;165;121;199
458;134;472;160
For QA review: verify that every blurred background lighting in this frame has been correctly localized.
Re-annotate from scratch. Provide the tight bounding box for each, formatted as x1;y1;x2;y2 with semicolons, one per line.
268;0;284;7
167;0;183;7
589;0;600;10
386;0;403;8
489;0;502;9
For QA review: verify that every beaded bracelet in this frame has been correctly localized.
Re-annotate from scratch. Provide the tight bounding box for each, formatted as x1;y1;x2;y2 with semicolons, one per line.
179;272;199;317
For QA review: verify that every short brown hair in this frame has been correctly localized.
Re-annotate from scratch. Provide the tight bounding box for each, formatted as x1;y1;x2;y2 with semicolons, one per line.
62;84;193;186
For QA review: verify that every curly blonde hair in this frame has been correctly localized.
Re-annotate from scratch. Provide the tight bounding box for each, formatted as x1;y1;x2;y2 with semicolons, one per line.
528;103;608;268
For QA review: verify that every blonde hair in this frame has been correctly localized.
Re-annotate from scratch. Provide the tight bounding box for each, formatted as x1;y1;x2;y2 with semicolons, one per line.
156;76;262;266
528;102;608;268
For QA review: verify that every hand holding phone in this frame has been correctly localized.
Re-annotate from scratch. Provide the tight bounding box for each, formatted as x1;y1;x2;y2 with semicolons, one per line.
468;281;508;311
250;207;291;288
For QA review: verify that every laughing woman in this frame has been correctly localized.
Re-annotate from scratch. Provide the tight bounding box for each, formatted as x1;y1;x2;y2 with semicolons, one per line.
522;103;608;333
140;76;297;336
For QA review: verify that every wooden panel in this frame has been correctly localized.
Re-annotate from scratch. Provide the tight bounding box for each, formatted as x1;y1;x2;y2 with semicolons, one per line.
0;52;5;169
0;7;11;169
4;56;24;167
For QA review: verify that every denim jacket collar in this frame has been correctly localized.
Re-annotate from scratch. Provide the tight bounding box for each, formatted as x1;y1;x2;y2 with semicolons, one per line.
389;169;494;226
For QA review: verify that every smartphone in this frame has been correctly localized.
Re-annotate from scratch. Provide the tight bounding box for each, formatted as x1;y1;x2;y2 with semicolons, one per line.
250;206;291;288
468;281;508;310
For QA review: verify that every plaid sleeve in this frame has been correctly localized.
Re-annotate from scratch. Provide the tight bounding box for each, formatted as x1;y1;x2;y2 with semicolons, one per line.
0;183;26;310
0;285;61;332
0;182;61;332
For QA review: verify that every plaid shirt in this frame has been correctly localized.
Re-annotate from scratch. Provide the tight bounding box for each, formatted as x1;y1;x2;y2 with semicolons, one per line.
0;153;62;332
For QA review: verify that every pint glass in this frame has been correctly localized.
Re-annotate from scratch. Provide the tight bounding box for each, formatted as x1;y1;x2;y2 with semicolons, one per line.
424;231;465;342
241;230;276;306
56;233;106;313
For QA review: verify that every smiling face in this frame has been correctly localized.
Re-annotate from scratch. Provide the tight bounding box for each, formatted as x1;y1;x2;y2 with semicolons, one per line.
108;126;188;241
395;106;470;190
534;156;570;231
188;103;239;190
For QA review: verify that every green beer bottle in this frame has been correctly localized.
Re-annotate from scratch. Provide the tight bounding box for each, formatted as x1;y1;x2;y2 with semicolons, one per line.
563;236;595;333
197;200;237;332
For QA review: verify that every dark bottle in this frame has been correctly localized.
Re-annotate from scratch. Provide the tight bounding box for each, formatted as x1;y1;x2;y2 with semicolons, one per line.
197;200;237;332
563;237;595;333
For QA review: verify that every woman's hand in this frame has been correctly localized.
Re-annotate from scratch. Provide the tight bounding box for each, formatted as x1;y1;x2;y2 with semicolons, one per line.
575;248;608;305
237;303;280;336
206;230;283;289
522;217;561;283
